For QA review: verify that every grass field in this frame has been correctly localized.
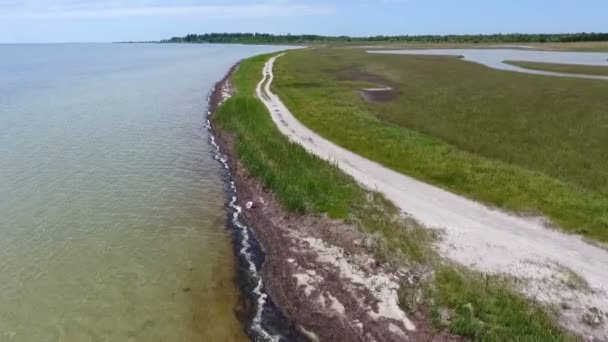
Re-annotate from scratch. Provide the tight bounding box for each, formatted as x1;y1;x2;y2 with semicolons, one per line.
271;47;608;243
215;53;572;341
505;60;608;76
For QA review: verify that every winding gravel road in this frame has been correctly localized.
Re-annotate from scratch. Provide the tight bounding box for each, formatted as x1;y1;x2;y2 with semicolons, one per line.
256;54;608;339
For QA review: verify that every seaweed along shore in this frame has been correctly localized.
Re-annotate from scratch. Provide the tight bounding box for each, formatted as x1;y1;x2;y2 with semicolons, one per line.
207;62;302;341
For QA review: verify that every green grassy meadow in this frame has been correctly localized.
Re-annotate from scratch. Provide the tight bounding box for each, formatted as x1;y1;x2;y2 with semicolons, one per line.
214;53;572;341
271;48;608;243
506;60;608;76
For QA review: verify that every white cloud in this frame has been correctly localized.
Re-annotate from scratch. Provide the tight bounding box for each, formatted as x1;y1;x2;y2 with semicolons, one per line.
0;0;334;19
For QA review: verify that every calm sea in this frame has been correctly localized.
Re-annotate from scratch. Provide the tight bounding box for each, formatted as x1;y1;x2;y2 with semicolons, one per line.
0;43;283;341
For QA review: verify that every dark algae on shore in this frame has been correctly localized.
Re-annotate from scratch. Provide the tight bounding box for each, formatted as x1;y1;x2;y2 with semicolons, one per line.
211;52;574;341
207;63;305;341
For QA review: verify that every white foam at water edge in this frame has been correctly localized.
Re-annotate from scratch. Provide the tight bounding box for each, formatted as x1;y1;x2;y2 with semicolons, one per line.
206;85;281;342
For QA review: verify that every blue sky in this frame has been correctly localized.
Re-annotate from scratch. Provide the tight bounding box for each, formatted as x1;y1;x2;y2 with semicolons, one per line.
0;0;606;43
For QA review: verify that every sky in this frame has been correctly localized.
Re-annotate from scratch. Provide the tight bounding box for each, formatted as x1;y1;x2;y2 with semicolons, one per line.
0;0;606;43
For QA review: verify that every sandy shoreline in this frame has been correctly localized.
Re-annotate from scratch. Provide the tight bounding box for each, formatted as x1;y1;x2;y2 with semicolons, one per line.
208;62;460;341
207;64;303;341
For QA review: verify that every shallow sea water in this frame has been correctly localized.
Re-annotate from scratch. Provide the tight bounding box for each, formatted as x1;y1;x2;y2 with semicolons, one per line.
0;43;283;341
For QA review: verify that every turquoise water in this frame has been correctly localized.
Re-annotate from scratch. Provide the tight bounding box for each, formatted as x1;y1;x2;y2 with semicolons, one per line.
0;43;283;341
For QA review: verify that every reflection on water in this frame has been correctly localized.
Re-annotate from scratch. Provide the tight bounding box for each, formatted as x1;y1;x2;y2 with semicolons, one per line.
369;49;608;80
0;43;283;341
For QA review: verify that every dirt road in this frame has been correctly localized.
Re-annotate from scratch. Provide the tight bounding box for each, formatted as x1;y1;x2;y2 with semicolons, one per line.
256;54;608;339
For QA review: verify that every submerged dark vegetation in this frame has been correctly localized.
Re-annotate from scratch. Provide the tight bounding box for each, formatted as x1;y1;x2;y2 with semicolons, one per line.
215;53;572;340
163;32;608;44
272;48;608;243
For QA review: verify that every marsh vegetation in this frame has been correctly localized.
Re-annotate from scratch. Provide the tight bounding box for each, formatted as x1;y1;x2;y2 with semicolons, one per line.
272;48;608;243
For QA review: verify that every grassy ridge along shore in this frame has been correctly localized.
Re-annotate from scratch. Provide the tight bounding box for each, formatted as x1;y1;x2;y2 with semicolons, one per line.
505;60;608;76
271;48;608;243
214;53;571;340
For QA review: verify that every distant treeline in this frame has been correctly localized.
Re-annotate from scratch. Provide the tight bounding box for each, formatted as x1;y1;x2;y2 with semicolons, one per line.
162;32;608;44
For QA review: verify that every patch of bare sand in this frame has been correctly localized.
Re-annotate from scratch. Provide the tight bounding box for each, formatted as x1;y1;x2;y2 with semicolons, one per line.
224;165;460;342
359;86;399;103
336;68;400;103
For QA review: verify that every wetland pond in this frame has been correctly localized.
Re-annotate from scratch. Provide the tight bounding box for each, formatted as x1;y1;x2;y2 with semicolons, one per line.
369;49;608;80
